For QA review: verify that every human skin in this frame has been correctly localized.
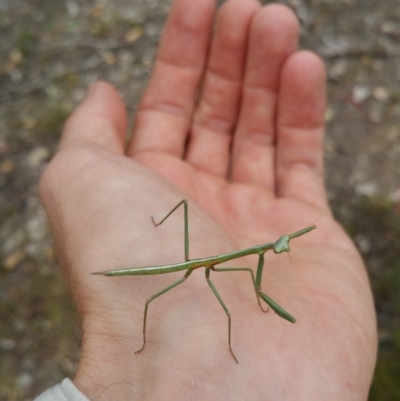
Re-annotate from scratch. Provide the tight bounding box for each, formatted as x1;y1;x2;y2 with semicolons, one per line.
39;0;377;400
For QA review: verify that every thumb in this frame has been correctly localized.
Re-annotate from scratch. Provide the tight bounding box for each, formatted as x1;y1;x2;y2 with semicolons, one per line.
59;81;128;155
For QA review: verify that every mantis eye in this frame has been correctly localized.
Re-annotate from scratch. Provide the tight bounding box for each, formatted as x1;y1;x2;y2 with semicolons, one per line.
273;235;291;254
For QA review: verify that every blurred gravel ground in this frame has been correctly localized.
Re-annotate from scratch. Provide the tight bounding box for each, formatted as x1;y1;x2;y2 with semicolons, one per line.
0;0;399;400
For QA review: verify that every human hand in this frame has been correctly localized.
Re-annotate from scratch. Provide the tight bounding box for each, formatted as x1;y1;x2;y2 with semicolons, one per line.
40;0;377;399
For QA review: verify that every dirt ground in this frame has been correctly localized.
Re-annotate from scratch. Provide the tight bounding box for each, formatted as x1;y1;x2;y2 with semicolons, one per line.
0;0;399;400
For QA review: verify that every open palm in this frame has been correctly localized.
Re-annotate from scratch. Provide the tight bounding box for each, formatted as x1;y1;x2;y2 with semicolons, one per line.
40;0;376;399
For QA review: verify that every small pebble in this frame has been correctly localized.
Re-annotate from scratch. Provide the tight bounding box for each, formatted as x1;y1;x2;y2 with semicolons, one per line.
390;188;400;203
385;126;400;141
101;51;117;65
125;25;143;42
351;85;370;105
27;146;50;167
0;338;16;351
3;250;25;270
65;0;79;17
9;49;22;64
26;214;47;242
9;69;23;82
381;21;400;38
328;59;347;81
22;116;37;130
2;229;25;254
325;107;336;122
372;86;389;102
355;234;371;253
45;85;63;99
355;182;378;197
0;159;14;173
17;372;33;390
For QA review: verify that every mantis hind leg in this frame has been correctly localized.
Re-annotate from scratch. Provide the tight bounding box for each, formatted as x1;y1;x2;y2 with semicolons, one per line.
205;267;238;363
151;199;190;261
211;266;269;313
136;268;193;354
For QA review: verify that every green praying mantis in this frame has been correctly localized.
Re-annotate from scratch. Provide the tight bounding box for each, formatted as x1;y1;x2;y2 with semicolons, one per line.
93;200;316;363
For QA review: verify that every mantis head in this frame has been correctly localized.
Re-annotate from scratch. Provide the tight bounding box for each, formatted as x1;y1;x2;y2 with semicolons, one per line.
273;235;291;254
272;224;316;254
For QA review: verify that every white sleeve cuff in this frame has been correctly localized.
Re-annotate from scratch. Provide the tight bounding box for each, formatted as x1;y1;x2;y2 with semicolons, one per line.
34;379;90;401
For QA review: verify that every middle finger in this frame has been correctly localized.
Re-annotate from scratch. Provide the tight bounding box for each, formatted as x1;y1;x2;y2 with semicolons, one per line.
185;0;260;178
231;5;299;189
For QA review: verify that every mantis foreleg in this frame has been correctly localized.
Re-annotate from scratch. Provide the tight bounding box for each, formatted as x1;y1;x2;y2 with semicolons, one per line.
205;267;238;363
136;268;194;354
258;291;296;323
255;253;296;323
